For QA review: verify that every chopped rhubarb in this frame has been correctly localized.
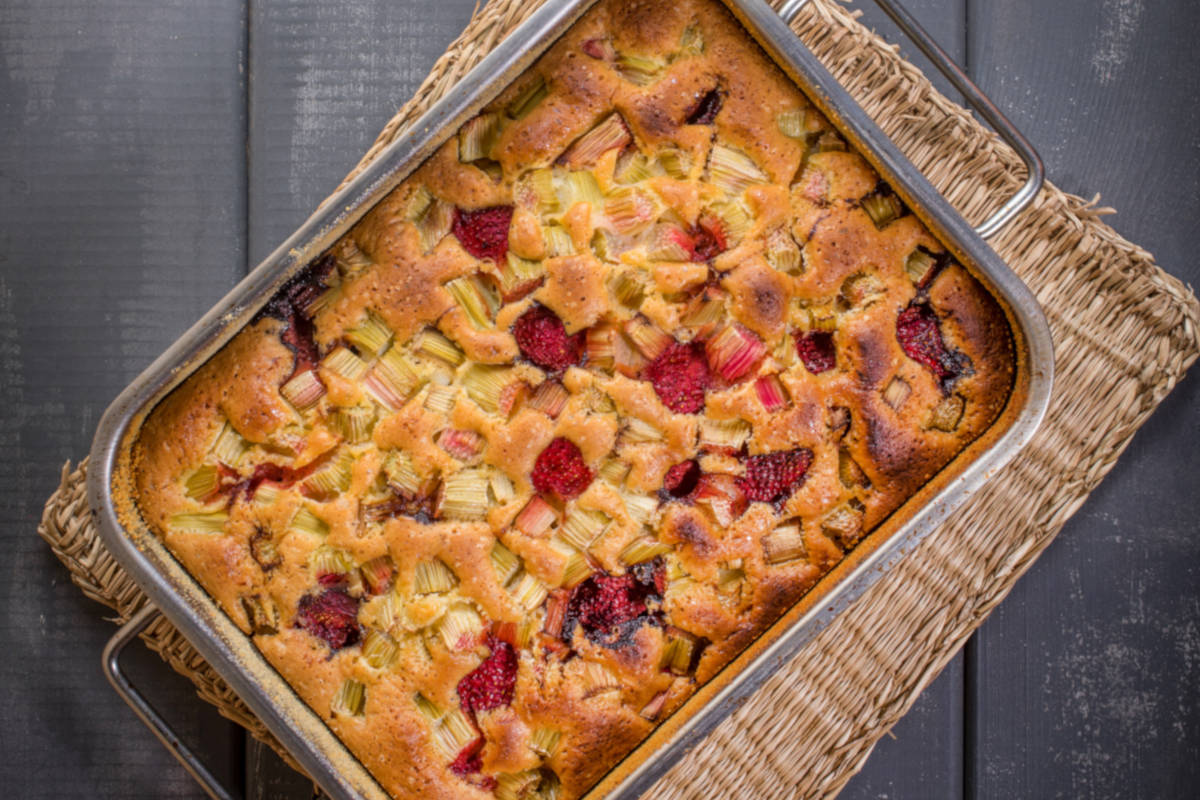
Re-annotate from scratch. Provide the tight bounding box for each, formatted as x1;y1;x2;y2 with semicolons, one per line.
693;473;748;525
451;205;513;262
512;305;583;372
737;448;814;505
531;437;593;500
558;113;631;168
796;330;836;374
686;216;727;261
646;340;710;414
896;302;967;386
581;37;615;61
663;460;701;500
685;87;723;125
295;588;361;651
754;374;789;412
706;324;765;383
562;566;663;649
457;636;518;716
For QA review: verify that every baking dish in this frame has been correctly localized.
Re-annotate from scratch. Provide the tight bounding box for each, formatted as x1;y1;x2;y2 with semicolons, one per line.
90;0;1053;797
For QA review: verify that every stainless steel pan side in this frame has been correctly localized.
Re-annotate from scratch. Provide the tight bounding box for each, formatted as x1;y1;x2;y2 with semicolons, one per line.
88;0;1054;797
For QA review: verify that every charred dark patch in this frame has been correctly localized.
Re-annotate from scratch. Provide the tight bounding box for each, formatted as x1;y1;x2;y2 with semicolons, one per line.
562;563;664;650
685;87;723;125
257;253;335;379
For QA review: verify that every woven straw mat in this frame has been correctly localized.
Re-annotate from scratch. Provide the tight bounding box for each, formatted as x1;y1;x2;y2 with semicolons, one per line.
38;0;1200;796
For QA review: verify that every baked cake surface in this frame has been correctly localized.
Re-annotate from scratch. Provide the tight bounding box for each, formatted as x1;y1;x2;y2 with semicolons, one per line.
132;0;1015;796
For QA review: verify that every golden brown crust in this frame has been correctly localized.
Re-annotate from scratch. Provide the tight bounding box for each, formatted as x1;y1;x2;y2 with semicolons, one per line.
131;0;1016;797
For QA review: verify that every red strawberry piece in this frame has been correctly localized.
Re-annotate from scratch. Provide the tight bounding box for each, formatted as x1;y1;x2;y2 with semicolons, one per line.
646;341;711;414
737;448;814;505
663;460;702;500
563;567;663;649
512;305;584;371
450;737;485;776
452;205;514;262
457;637;518;716
295;588;361;650
796;330;836;374
683;215;727;262
531;437;593;500
260;253;335;379
685;87;723;125
896;302;967;385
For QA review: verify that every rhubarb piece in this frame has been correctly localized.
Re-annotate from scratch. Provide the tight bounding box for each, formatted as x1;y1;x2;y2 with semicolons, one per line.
382;451;420;496
423;382;457;415
530;727;562;759
414;558;459;596
458;113;501;163
295;588;361;650
457;636;519;715
754;375;789;412
685;87;722;125
527;380;569;418
738;448;814;505
616;53;663;85
624;316;672;359
452;206;513;262
905;247;938;285
776;108;808;139
796;330;836;374
557;170;604;210
821;499;866;547
619;537;673;566
861;188;904;229
439;468;491;521
497;252;545;302
646;340;710;414
300;450;354;499
582;36;616;60
331;678;366;717
717;559;745;596
693;473;748;526
345;310;393;358
558;113;631;168
699;417;752;452
608;268;648;309
515;496;558;537
444;274;501;329
463;364;520;415
542;222;575;257
437;428;485;461
330;405;376;444
495;769;561;800
512;305;584;371
405;190;455;254
762;522;806;564
510;571;550;610
660;626;703;676
817;130;847;152
706;324;766;382
531;438;593;501
838;448;870;488
289;507;329;538
882;376;911;409
507;76;548;120
928;393;966;432
604;186;660;235
280;369;326;411
707;200;753;247
562;567;663;649
621;417;666;447
662;460;701;500
560;508;611;551
169;510;228;534
438;604;484;651
681;286;726;331
656;148;692;180
183;465;219;502
240;594;279;635
362;629;400;669
828;407;851;439
838;273;884;310
414;328;465;367
517;168;559;215
686;216;728;261
614;150;654;184
678;22;704;56
360;555;396;595
639;692;668;721
585;325;617;372
433;708;478;760
309;545;355;581
707;144;767;195
766;227;802;274
323;346;369;382
491;542;522;586
249;528;282;571
211;421;248;466
896;302;967;385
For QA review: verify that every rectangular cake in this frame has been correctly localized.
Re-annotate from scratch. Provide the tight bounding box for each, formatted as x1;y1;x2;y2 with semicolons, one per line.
131;0;1015;796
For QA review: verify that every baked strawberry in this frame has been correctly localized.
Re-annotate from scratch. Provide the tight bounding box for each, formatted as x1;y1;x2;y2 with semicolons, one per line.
457;636;518;715
646;341;710;414
450;738;485;776
563;567;663;649
260;254;335;379
896;302;968;386
531;438;593;500
512;305;584;371
738;448;814;505
295;588;361;650
452;206;513;262
663;460;702;500
796;330;836;374
686;88;723;125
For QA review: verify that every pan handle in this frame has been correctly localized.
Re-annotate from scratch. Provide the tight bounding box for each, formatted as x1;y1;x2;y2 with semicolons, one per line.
776;0;1044;238
102;604;238;800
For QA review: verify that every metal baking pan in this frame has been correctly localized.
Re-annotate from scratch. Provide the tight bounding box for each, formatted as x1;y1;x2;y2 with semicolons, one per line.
89;0;1054;797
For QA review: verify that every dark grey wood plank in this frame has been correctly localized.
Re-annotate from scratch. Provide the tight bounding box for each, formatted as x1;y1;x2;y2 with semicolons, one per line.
966;0;1200;797
0;0;248;797
243;0;479;793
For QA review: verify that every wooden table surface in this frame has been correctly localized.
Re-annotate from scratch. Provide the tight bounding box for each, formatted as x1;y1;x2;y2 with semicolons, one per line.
3;0;1197;797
